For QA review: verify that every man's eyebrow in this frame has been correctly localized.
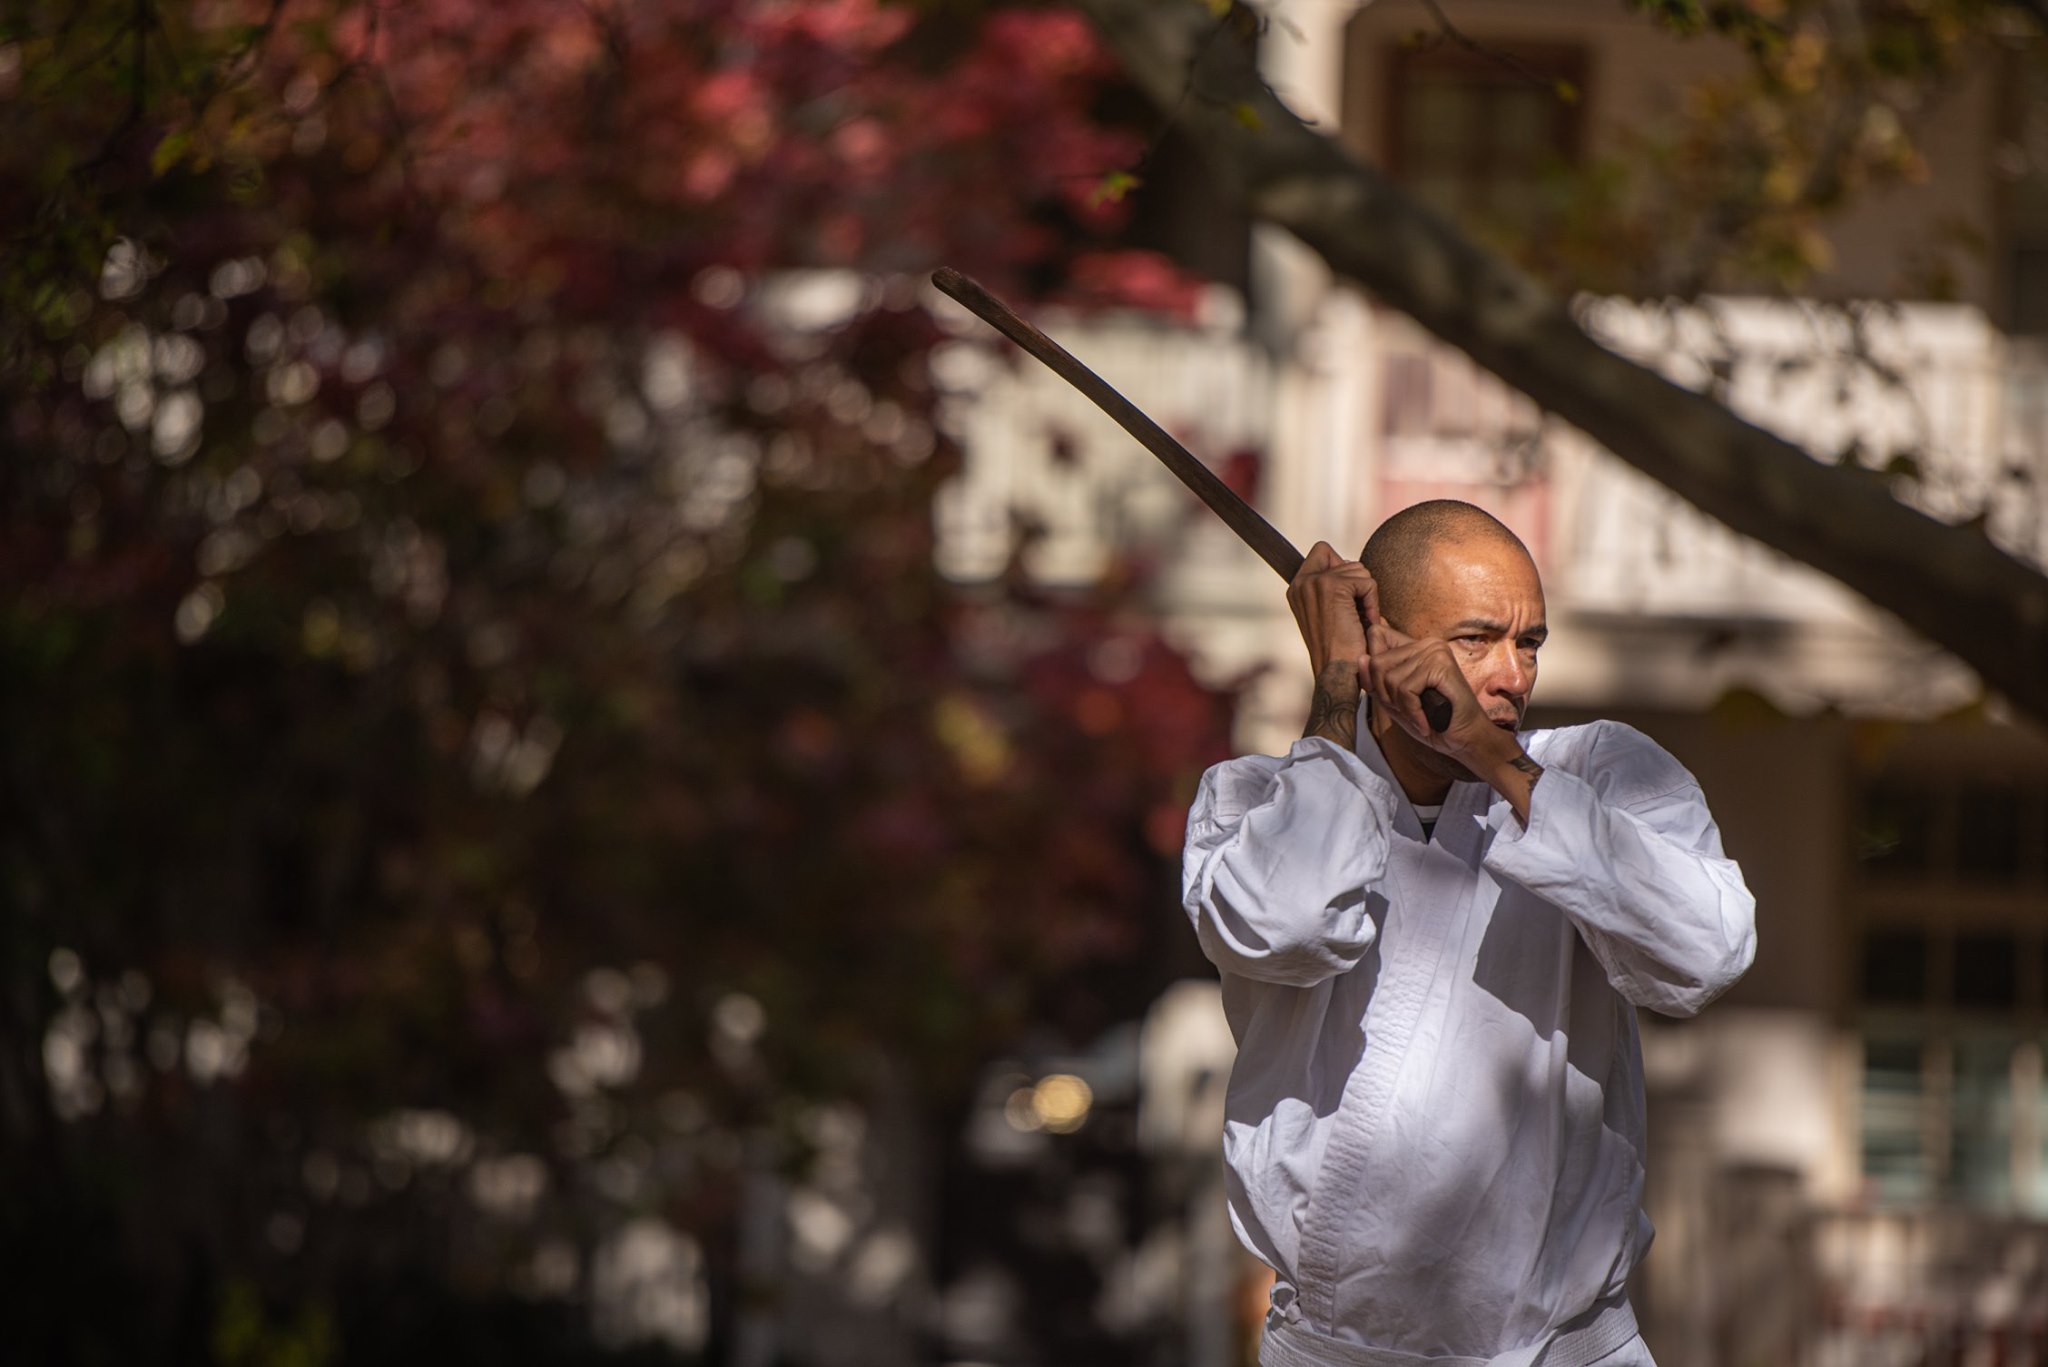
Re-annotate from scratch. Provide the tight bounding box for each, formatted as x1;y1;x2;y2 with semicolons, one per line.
1447;619;1549;641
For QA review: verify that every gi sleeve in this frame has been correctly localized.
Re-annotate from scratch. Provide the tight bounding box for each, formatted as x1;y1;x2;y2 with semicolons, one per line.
1483;721;1756;1018
1182;736;1399;987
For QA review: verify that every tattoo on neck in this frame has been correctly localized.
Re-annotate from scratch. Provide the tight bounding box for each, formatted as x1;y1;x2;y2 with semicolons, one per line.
1303;682;1358;746
1509;754;1544;783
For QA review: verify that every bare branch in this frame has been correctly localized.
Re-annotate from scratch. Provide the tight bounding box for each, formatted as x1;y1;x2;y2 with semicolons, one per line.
1410;0;1579;95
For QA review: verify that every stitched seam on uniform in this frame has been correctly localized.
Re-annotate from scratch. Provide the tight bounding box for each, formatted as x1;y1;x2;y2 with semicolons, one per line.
1294;849;1454;1328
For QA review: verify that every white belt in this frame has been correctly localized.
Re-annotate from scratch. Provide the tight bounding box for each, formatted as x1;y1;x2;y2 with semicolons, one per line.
1260;1296;1638;1367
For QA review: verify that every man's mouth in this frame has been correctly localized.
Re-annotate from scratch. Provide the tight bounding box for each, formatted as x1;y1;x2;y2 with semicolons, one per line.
1490;717;1519;733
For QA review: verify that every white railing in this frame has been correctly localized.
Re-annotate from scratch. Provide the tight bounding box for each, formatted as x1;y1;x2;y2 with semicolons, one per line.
1566;298;2048;622
932;295;1277;593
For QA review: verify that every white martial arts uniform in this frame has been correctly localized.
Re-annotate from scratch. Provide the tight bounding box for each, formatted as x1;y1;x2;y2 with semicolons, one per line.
1182;715;1756;1367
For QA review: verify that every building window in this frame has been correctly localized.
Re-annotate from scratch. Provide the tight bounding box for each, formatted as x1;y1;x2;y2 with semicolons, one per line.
1858;1032;2031;1211
1383;43;1586;231
1851;770;2048;1211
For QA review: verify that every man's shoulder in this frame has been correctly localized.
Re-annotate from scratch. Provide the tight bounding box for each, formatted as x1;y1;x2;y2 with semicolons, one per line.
1525;719;1703;810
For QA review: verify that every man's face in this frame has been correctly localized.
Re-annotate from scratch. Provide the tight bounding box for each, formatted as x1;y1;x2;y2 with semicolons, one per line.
1400;536;1547;732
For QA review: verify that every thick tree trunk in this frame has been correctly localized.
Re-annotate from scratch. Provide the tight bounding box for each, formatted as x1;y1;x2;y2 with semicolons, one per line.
1074;0;2048;720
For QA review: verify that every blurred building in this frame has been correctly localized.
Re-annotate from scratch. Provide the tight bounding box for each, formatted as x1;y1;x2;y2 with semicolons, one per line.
934;2;2048;1363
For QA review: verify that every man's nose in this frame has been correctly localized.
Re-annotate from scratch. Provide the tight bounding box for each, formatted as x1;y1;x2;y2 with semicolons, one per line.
1486;646;1531;700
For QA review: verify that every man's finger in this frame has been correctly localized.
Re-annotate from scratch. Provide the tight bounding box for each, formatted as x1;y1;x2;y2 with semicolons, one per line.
1376;655;1431;735
1300;541;1343;575
1379;684;1432;742
1345;567;1381;627
1364;649;1460;739
1320;567;1374;606
1368;654;1401;720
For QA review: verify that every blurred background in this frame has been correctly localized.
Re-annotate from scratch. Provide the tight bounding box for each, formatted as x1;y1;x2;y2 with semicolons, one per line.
5;0;2047;1363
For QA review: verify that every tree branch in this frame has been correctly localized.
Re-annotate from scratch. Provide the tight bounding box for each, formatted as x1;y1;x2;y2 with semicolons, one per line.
1411;0;1577;95
1070;0;2048;720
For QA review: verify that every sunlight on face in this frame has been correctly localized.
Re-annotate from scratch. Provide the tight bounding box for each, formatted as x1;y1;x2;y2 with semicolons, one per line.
1406;537;1548;727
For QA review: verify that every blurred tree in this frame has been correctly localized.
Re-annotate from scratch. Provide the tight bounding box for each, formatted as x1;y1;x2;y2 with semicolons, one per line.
0;1;1234;1361
1079;0;2048;717
1407;0;1993;299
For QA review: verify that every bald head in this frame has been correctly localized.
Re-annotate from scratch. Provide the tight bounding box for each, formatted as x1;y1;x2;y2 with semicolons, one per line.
1361;500;1532;633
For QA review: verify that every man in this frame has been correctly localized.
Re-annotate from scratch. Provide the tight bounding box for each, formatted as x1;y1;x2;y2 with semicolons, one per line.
1182;500;1755;1367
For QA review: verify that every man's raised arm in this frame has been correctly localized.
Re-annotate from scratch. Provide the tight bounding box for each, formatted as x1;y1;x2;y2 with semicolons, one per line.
1180;543;1401;988
1182;741;1398;987
1483;721;1757;1018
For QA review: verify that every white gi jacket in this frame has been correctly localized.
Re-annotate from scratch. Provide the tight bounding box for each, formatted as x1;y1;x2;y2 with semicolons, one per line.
1182;717;1755;1367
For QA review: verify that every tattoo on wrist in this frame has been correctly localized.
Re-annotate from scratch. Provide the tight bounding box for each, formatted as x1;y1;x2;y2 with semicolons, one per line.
1509;754;1543;783
1303;681;1358;745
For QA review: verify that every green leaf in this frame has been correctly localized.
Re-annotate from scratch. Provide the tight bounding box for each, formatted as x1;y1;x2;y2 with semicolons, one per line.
151;129;192;178
1088;171;1141;208
1626;0;1708;35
